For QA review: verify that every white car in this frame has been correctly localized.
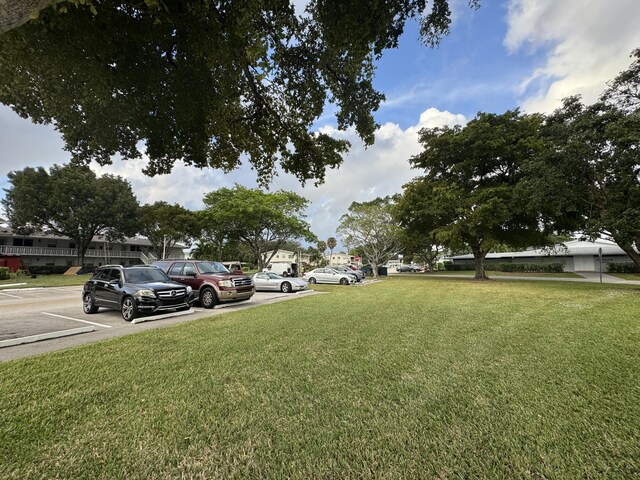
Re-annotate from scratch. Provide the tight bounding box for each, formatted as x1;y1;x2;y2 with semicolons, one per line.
302;268;356;285
252;272;308;293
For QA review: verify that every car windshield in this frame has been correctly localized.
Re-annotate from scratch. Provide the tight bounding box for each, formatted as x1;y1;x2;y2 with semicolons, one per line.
124;268;171;283
197;262;230;274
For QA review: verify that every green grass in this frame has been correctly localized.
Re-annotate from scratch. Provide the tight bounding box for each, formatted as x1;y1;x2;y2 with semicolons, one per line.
0;274;92;288
608;273;640;281
419;270;582;278
1;277;639;478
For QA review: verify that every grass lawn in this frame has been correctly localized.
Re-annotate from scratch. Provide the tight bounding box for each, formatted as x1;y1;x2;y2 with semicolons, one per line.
418;270;582;278
0;274;92;288
1;277;639;478
608;273;640;281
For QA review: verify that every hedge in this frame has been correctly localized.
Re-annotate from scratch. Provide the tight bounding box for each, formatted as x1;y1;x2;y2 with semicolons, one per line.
607;262;640;273
444;262;565;273
27;265;71;275
0;267;10;280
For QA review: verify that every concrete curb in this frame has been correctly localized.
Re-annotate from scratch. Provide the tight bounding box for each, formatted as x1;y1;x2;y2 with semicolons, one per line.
0;326;95;348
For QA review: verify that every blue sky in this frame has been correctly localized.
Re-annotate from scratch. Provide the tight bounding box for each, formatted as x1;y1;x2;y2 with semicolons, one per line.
1;0;640;249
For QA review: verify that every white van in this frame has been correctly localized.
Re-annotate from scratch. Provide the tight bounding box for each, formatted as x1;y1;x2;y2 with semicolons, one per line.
265;262;298;277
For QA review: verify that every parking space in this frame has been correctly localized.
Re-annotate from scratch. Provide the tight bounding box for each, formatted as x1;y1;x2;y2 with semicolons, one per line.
0;286;318;361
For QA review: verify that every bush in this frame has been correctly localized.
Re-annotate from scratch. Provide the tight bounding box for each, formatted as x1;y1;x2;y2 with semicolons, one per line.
607;262;640;273
0;267;10;280
27;265;71;275
486;262;565;273
443;263;472;271
444;262;565;273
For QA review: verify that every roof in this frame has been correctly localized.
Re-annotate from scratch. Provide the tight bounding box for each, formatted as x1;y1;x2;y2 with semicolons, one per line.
0;226;186;249
450;239;629;261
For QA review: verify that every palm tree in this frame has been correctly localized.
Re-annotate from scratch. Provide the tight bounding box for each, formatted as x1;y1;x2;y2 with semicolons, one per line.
327;237;337;264
316;240;327;266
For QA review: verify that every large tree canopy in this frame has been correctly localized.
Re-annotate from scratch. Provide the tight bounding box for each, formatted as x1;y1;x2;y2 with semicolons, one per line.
408;110;549;280
1;164;139;266
138;201;201;259
199;185;316;269
0;0;478;185
520;50;640;268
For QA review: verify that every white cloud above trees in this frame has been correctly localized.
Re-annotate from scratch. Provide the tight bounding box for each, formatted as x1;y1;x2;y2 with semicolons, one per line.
505;0;640;112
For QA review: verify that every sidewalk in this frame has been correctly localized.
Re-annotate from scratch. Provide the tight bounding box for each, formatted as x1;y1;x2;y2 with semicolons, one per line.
419;272;640;285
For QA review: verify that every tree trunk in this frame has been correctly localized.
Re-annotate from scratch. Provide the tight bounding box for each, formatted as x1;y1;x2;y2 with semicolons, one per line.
371;262;378;279
616;241;640;269
0;0;52;35
471;246;489;280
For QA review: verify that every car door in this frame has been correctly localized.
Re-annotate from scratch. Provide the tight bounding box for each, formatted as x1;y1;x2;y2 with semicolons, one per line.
254;273;271;291
179;262;201;291
95;268;122;308
167;262;185;282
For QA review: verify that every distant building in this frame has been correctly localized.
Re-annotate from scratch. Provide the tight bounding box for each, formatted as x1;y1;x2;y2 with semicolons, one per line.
264;249;311;264
324;252;354;265
0;224;185;268
449;239;633;272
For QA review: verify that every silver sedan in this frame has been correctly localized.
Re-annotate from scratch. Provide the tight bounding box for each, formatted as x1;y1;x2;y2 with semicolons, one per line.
302;268;356;285
252;272;308;293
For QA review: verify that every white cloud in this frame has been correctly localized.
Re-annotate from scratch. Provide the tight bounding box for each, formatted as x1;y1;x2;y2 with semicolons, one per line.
505;0;640;113
95;108;466;249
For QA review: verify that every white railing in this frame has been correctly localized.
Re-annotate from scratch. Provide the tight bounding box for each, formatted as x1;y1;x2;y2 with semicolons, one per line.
0;245;142;259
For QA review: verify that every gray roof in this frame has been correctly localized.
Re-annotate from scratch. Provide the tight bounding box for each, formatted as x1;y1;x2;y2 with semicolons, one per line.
0;226;185;248
451;239;629;260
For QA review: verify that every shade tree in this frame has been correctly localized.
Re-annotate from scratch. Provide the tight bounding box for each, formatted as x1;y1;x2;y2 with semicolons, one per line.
2;164;139;266
199;185;316;270
0;0;480;186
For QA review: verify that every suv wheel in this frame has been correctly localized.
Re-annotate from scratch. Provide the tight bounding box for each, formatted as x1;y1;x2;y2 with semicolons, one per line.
83;293;98;314
200;287;218;309
280;282;291;293
121;297;138;322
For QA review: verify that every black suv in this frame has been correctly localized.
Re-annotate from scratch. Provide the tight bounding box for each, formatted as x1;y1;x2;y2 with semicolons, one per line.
82;265;194;321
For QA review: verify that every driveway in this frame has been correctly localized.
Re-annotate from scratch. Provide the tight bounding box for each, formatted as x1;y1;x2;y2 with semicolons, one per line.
0;286;319;362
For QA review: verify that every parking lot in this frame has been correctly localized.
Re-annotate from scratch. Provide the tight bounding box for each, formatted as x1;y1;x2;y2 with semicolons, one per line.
0;286;319;362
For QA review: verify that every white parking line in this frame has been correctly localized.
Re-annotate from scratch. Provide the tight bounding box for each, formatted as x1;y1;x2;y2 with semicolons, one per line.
41;312;112;329
0;291;21;299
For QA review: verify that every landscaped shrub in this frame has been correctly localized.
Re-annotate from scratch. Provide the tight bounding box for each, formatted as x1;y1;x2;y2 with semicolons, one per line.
486;262;565;273
0;267;10;280
27;266;71;275
444;262;565;273
607;262;640;273
443;263;472;271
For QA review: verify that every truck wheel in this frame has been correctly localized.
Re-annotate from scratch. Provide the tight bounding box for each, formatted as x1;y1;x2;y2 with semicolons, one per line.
200;287;218;309
280;282;292;293
121;297;138;322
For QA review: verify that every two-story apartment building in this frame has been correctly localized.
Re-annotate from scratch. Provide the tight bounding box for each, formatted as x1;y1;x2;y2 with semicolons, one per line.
0;222;185;269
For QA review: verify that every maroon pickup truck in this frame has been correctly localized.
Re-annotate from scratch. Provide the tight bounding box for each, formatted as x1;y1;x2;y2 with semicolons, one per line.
153;260;254;308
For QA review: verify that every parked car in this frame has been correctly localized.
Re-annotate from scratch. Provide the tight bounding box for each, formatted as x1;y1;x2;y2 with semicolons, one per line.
153;260;254;308
302;268;356;285
252;272;308;293
329;265;365;281
396;265;422;272
82;265;194;321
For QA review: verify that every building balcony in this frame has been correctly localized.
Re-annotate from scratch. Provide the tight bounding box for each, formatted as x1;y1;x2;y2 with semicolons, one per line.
0;245;144;259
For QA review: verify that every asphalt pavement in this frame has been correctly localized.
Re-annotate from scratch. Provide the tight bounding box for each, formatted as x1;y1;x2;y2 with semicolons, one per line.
0;285;319;362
